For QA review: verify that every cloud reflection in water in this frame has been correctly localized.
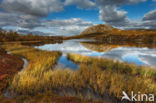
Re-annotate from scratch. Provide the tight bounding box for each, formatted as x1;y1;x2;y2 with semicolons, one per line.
35;40;156;67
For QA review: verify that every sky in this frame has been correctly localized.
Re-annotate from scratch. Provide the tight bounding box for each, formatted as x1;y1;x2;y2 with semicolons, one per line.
0;0;156;36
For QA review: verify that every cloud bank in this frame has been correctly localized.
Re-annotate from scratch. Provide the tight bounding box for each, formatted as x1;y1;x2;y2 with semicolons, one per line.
0;0;64;17
0;0;155;36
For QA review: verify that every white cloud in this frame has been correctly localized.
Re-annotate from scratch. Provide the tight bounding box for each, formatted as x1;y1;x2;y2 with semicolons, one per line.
64;0;95;9
0;0;155;36
140;9;156;29
0;12;41;28
0;0;64;17
0;0;94;35
43;18;93;27
95;0;146;6
143;9;156;21
42;18;93;36
57;25;89;35
95;0;146;27
99;6;130;26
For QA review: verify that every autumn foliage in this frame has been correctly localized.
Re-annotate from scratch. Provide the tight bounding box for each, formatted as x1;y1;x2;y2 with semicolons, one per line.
0;30;62;42
0;47;23;93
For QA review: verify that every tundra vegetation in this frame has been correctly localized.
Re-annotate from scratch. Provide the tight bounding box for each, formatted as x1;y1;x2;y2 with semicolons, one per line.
0;44;104;103
66;53;156;97
0;46;23;94
0;30;63;42
0;24;156;102
0;44;155;102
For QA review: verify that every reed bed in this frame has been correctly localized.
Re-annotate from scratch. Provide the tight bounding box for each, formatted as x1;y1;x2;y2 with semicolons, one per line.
67;53;156;78
2;44;62;94
2;44;156;102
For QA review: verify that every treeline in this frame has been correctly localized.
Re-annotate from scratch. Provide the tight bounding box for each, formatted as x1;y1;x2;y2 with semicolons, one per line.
0;30;63;42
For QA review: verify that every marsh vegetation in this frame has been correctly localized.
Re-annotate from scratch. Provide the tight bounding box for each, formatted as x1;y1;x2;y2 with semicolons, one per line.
0;46;23;94
0;44;106;103
0;36;156;103
0;43;155;103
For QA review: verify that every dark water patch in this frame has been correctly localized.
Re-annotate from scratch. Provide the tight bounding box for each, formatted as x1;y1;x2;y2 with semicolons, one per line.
50;87;119;103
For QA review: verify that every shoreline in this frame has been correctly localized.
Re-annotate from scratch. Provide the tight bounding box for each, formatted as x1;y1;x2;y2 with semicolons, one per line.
0;49;24;94
4;57;28;98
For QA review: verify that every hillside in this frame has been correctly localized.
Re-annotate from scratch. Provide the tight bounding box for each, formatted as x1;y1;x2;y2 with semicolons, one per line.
63;24;120;39
64;24;156;43
80;24;118;35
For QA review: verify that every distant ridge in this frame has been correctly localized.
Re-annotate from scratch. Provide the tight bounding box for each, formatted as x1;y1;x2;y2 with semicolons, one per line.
80;24;118;35
64;24;156;41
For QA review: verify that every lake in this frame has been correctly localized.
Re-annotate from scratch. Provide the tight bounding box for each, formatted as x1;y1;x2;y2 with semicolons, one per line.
35;39;156;69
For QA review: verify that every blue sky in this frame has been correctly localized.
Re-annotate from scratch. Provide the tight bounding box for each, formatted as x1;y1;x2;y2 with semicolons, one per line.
45;6;101;24
0;0;155;36
121;0;155;20
46;0;155;23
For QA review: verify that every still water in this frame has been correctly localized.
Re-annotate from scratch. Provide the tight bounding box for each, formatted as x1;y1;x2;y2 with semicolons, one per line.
35;40;156;69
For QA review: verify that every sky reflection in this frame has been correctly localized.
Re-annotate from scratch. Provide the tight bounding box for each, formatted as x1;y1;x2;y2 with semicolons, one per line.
35;40;156;67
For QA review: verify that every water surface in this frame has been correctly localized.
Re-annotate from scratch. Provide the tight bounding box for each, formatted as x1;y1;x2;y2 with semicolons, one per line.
35;40;156;69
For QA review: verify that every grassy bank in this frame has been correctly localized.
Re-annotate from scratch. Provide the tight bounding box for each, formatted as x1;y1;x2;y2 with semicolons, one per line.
2;44;61;94
67;53;156;78
4;45;155;102
1;44;105;103
0;46;23;94
1;43;156;102
66;53;156;99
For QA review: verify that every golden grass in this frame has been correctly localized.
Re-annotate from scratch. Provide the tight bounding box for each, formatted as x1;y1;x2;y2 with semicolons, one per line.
2;44;156;101
2;44;62;95
10;64;156;100
67;53;156;78
66;53;156;98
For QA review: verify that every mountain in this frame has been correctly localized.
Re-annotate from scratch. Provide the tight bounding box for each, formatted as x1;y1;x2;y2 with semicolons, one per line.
80;24;118;35
64;24;156;42
63;24;120;39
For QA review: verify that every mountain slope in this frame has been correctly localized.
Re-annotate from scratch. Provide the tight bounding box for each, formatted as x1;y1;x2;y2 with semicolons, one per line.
80;24;118;35
64;24;156;42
